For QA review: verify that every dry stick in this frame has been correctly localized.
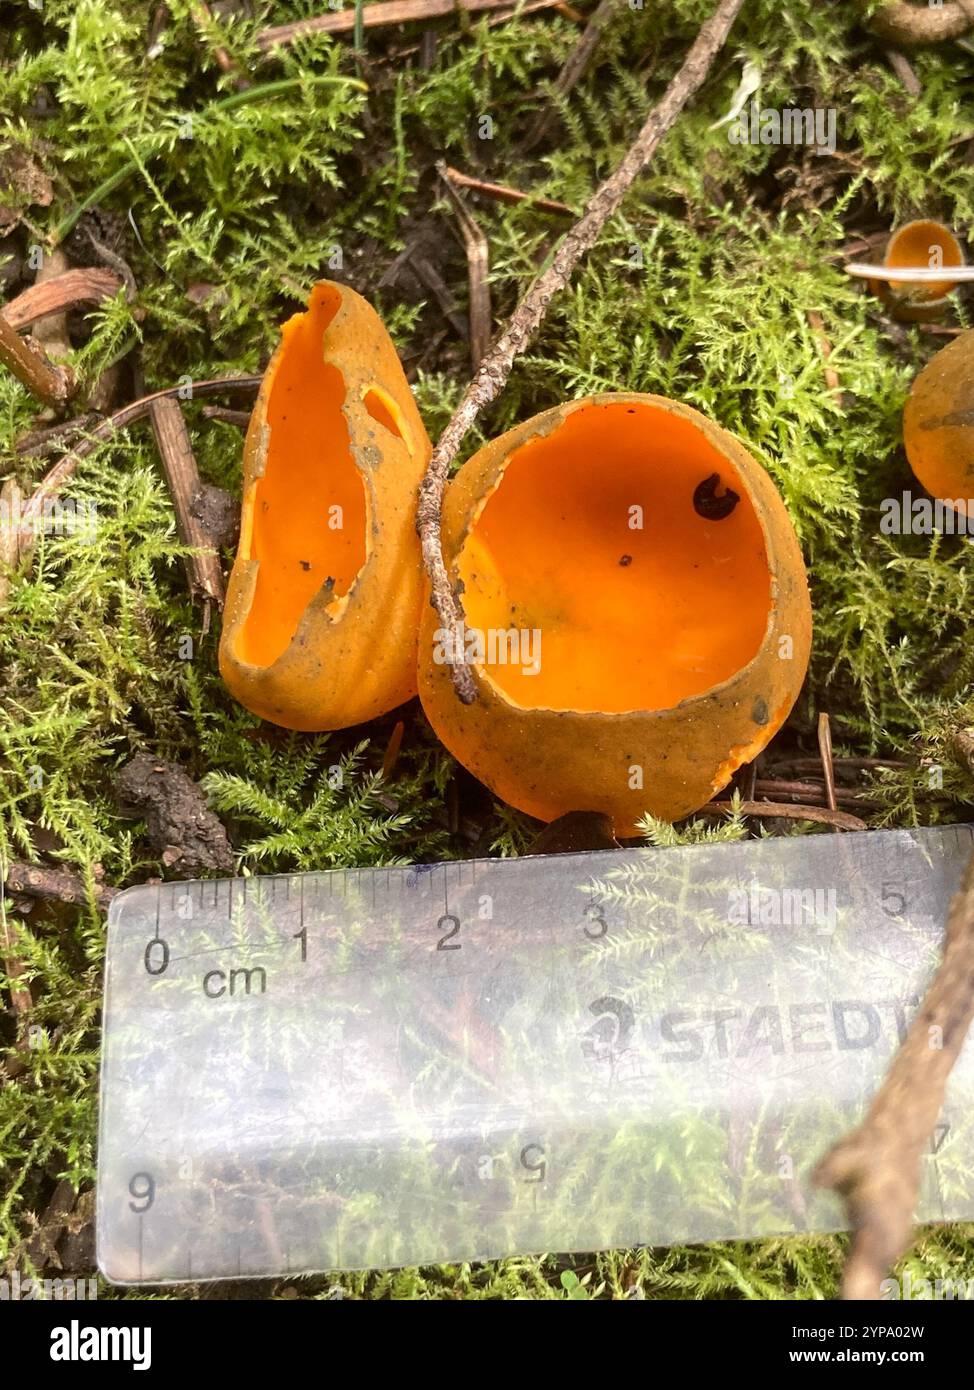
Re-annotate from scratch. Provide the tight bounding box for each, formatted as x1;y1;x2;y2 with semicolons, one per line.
771;755;908;772
863;0;974;46
3;269;122;332
437;164;492;372
3;859;117;911
190;0;249;86
30;249;74;385
441;165;574;216
817;711;838;813
702;801;868;832
394;0;577;58
15;413;102;458
408;254;470;341
751;778;877;810
0;314;74;410
883;47;922;96
258;0;565;48
418;0;748;703
815;838;974;1299
524;0;617;150
0;909;32;1035
201;404;253;429
19;376;262;537
0;478;22;608
148;397;226;612
806;310;842;401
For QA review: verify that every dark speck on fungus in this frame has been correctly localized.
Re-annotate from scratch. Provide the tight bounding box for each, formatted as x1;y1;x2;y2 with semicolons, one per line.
693;472;740;520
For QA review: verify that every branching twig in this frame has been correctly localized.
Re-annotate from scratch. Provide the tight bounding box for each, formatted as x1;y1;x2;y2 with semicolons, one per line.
417;0;748;703
815;829;974;1298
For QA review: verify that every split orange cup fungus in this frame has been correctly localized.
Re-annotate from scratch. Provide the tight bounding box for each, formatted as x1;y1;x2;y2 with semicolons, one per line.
903;327;974;514
418;394;812;833
870;220;965;321
219;281;431;730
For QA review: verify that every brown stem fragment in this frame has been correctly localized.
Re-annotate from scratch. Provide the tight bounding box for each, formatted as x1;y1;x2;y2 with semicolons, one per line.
417;0;748;704
0;313;74;409
4;859;117;911
702;800;868;831
815;838;974;1299
437;163;492;372
148;397;226;610
3;268;122;332
440;165;574;216
524;0;617;150
817;711;838;812
258;0;565;48
19;376;261;540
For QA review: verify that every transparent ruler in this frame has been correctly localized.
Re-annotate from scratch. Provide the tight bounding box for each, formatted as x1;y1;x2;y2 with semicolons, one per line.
97;823;974;1283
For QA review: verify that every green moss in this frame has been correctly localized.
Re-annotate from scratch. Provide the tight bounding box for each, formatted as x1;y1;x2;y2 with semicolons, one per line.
1;0;974;1299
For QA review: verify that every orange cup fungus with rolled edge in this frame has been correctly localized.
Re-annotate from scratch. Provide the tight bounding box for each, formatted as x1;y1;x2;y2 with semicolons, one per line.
219;281;431;731
903;327;974;515
870;220;965;322
418;394;812;834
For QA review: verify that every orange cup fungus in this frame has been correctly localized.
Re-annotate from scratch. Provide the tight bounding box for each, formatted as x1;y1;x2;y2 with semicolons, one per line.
870;220;965;321
903;328;974;515
219;281;431;731
418;394;812;834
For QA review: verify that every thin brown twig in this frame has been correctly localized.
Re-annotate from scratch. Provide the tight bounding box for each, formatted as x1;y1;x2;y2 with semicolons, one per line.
392;0;579;59
15;413;102;458
751;778;878;810
201;403;253;429
817;711;838;813
806;310;842;401
2;268;123;331
0;314;75;410
257;0;565;49
3;859;118;911
0;900;33;1028
441;165;574;216
148;396;226;611
18;376;261;538
524;0;617;150
409;253;470;341
883;47;922;95
768;755;909;774
190;0;249;86
417;0;748;703
702;800;868;832
815;830;974;1298
437;163;492;371
0;478;23;607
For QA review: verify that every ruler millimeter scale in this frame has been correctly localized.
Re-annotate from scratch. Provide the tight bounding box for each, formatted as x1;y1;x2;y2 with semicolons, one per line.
97;823;974;1283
